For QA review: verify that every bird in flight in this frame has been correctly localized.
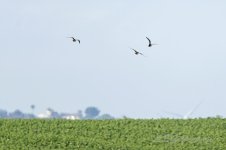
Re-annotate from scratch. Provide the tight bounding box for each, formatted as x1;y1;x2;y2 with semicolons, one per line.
68;37;80;44
146;37;157;47
130;48;145;56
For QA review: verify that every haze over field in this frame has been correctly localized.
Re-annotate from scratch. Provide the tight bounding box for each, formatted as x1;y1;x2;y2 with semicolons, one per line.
0;1;226;118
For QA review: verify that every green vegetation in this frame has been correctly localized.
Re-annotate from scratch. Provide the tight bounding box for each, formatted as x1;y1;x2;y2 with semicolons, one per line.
0;118;226;149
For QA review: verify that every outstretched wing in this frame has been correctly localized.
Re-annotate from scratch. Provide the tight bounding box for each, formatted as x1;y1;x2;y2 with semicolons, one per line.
139;52;144;56
67;37;76;41
146;37;151;46
129;47;137;52
77;39;80;44
132;49;137;53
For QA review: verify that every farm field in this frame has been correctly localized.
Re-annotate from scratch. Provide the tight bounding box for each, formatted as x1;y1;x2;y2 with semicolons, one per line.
0;118;226;149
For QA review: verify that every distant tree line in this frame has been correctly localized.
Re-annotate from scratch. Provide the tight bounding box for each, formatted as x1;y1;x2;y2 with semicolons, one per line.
0;106;114;120
0;109;35;118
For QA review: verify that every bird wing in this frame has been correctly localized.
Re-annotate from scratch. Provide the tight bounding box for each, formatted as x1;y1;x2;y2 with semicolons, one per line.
139;52;145;56
131;48;138;53
132;49;137;52
77;39;80;43
129;47;136;52
146;37;151;45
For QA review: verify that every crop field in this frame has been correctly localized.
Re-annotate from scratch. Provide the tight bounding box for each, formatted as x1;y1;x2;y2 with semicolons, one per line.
0;118;226;149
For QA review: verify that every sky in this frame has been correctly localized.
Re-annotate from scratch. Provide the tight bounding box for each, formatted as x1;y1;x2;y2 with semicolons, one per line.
0;1;226;118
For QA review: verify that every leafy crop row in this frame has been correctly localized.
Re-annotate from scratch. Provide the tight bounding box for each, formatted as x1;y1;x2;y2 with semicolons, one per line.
0;118;226;149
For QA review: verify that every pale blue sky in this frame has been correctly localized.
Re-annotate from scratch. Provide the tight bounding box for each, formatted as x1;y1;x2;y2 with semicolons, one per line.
0;1;226;118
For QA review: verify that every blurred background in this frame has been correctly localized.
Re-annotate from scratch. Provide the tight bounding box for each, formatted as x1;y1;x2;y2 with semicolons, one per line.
0;0;226;119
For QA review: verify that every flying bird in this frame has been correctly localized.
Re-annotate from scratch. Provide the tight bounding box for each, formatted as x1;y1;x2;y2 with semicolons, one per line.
68;37;80;44
146;37;157;47
130;48;144;56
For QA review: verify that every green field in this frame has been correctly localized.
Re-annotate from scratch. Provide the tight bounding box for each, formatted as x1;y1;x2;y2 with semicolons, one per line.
0;118;226;149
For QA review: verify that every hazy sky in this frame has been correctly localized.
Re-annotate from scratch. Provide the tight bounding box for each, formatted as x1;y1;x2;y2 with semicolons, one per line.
0;1;226;118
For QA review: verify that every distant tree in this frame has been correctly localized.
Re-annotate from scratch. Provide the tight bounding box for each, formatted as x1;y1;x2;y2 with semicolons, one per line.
9;109;24;118
122;115;130;119
97;114;114;120
76;110;83;119
47;108;60;118
30;104;35;114
30;104;35;112
24;113;36;118
84;106;100;119
0;109;8;118
215;115;223;119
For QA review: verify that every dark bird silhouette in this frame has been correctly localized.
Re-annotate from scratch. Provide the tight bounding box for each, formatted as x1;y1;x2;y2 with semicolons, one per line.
130;48;144;56
146;37;157;47
68;37;80;44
